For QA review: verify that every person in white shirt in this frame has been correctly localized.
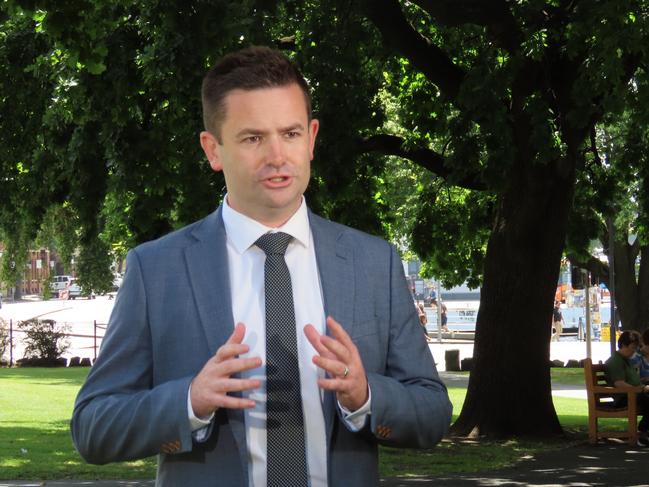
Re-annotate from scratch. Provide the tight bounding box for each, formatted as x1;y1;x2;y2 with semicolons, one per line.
71;45;452;487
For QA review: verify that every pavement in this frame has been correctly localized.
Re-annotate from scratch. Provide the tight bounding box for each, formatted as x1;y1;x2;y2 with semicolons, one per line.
2;442;648;487
440;371;587;399
380;442;649;486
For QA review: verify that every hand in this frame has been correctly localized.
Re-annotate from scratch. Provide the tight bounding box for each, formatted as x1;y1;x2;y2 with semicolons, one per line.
190;323;262;418
304;316;369;412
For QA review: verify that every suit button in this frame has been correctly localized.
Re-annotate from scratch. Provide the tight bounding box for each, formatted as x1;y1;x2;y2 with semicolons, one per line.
160;440;181;454
376;425;391;439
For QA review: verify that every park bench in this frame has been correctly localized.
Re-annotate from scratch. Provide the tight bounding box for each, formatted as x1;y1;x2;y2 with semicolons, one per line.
584;357;640;446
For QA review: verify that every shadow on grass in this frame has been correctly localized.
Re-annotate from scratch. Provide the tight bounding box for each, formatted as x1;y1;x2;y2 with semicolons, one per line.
380;442;649;486
0;368;90;387
0;421;155;480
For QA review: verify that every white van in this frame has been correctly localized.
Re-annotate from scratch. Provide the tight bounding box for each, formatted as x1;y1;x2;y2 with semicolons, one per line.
50;275;73;293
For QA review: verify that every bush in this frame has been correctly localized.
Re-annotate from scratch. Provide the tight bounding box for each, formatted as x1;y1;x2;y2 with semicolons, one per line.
17;318;70;366
0;319;9;365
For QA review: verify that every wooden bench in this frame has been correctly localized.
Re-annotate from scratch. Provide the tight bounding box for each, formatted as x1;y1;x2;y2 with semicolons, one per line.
584;357;640;445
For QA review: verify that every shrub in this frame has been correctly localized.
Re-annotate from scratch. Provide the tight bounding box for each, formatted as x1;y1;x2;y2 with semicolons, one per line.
17;318;70;366
0;319;9;365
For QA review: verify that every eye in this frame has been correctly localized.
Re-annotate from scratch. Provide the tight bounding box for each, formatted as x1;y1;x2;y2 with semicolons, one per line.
243;135;261;144
285;131;300;139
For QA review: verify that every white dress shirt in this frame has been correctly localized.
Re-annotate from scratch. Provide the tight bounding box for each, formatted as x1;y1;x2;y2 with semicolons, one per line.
188;196;369;487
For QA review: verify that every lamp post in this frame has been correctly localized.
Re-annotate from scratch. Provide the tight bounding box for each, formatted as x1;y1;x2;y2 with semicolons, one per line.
436;280;443;343
607;217;617;355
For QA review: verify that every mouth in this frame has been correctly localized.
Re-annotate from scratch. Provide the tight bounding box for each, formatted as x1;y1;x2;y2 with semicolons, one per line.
262;175;293;188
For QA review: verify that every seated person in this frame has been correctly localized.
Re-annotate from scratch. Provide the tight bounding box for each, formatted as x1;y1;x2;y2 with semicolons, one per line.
605;330;649;446
630;329;649;384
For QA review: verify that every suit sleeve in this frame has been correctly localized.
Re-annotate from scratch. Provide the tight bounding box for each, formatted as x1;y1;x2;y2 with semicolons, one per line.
365;245;452;447
70;249;196;463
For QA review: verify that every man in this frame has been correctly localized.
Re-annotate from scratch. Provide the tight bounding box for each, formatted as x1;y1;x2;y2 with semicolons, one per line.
605;330;649;446
71;46;451;486
630;328;649;384
551;301;563;342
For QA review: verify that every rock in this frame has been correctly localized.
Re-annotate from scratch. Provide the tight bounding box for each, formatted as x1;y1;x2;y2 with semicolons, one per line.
461;357;474;372
445;349;461;372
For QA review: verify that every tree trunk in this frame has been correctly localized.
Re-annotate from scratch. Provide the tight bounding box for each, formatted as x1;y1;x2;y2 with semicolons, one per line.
451;159;574;437
615;243;649;332
13;278;22;301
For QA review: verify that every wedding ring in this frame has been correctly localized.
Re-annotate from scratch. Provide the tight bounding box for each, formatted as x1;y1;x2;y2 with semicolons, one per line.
343;366;350;378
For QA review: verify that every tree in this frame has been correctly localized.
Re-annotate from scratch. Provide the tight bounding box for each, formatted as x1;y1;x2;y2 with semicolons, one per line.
355;0;648;437
567;77;649;332
2;0;649;437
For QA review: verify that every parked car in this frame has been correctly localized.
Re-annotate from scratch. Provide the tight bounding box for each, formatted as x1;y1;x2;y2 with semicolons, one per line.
50;275;73;294
67;278;95;300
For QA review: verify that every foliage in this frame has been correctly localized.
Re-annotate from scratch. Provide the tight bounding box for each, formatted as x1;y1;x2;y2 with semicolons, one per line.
41;275;52;300
17;318;69;361
0;319;10;363
2;0;649;436
566;70;649;330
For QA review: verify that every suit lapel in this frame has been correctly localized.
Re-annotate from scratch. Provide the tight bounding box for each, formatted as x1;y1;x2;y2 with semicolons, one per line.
184;207;234;353
184;208;248;474
309;211;355;444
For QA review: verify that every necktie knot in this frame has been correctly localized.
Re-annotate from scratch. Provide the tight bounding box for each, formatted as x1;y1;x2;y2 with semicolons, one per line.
255;232;293;256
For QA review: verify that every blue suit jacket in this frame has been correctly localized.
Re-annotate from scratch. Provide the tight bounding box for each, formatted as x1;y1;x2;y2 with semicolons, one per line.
71;207;451;486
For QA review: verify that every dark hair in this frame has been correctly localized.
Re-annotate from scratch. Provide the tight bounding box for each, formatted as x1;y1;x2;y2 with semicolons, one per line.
642;328;649;346
201;46;312;139
618;330;641;349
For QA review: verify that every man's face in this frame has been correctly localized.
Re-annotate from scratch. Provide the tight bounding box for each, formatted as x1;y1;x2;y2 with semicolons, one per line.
200;83;319;227
640;343;649;357
619;342;639;359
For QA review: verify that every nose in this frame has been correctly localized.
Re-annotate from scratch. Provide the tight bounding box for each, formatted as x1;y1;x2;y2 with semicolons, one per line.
265;136;285;166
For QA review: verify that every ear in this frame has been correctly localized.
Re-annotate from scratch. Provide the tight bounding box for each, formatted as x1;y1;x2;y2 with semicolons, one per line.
200;131;223;172
308;119;320;161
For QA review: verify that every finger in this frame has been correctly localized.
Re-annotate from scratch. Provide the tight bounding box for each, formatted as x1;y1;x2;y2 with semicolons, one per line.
214;342;251;362
320;334;352;363
216;356;262;377
226;322;247;345
214;377;262;393
304;324;337;360
213;395;257;410
316;376;348;392
326;316;356;349
312;355;347;377
303;324;323;350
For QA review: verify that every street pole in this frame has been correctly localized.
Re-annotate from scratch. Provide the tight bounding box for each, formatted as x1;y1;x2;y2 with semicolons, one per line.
9;319;14;367
585;272;592;359
607;217;617;356
436;280;442;343
93;320;97;362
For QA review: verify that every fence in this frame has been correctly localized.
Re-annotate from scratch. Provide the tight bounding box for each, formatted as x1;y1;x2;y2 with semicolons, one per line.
0;318;106;367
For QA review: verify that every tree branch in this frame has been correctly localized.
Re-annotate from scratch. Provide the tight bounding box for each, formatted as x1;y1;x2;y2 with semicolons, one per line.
567;253;610;287
360;134;486;190
362;0;465;100
410;0;524;52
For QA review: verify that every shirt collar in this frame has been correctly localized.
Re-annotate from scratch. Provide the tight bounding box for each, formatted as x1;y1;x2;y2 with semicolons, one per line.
221;195;310;254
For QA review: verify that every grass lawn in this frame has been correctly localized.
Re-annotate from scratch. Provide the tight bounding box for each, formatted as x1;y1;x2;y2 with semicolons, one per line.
0;366;622;481
0;368;155;480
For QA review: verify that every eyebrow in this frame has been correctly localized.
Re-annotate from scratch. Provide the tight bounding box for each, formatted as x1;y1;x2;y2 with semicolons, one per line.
234;123;306;139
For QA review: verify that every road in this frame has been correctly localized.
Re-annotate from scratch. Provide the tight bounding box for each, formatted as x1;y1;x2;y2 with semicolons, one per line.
0;295;116;362
1;296;614;368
